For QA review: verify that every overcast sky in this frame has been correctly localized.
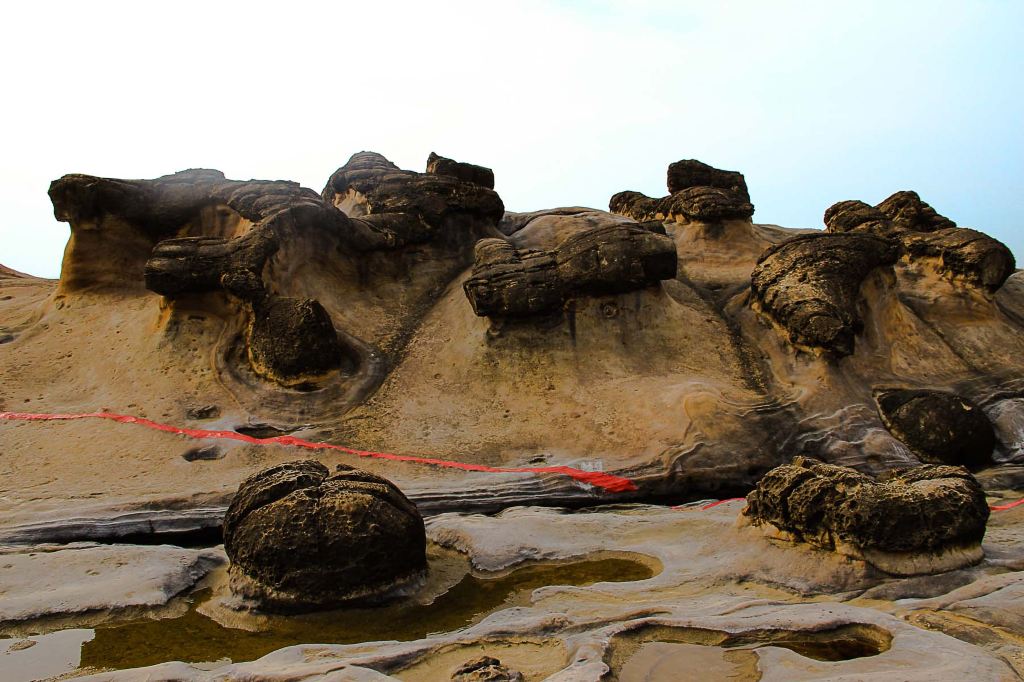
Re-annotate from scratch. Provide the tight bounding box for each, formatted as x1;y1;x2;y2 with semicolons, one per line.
1;1;1021;278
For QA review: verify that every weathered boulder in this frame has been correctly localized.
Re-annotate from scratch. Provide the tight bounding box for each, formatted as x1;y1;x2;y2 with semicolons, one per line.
875;389;996;468
823;200;893;236
610;160;754;224
223;460;427;611
246;298;347;387
901;227;1016;292
749;233;899;355
823;191;1014;292
463;223;677;318
322;151;504;247
876;190;957;233
427;152;495;189
741;458;990;575
667;159;749;199
451;656;524;682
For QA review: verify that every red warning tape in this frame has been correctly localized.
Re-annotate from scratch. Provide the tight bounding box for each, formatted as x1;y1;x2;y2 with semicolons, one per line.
0;411;638;493
991;497;1024;512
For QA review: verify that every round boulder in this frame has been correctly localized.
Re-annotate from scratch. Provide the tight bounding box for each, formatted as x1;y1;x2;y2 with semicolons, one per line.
223;460;427;611
875;389;995;468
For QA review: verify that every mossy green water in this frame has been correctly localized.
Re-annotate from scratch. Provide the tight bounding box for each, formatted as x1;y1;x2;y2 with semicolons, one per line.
79;556;654;671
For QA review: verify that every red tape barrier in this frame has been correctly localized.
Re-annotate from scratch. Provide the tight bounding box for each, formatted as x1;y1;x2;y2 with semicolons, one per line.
0;411;637;493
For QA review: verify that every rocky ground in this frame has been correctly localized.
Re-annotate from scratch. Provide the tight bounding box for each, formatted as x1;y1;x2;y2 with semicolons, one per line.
1;153;1023;680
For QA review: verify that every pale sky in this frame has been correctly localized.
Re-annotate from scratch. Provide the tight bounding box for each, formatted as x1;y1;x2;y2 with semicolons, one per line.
2;1;1021;278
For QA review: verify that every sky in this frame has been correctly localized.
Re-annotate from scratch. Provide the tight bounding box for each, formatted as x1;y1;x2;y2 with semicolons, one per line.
1;0;1021;278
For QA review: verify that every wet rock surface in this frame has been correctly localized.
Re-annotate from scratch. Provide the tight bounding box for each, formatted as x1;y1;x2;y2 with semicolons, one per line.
223;460;427;611
875;389;996;468
742;458;990;574
451;656;524;682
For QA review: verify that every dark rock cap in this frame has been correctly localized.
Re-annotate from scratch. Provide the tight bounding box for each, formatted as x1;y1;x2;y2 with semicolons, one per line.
875;389;996;469
426;152;495;190
223;460;427;611
743;458;989;565
750;232;899;356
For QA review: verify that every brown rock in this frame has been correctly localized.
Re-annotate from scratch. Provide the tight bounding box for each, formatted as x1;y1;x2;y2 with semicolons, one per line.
463;223;676;318
749;233;899;355
451;656;524;682
875;389;996;468
742;458;989;575
223;460;427;611
427;152;495;189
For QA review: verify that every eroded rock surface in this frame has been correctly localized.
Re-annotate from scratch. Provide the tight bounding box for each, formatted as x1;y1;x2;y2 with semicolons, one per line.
427;152;495;190
463;221;676;318
451;656;524;682
223;460;427;611
875;389;996;468
742;458;990;575
749;232;899;355
610;159;754;224
823;190;1015;292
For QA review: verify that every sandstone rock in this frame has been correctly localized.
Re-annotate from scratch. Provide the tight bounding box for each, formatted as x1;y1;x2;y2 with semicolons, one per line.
451;656;524;682
823;200;893;236
876;190;957;232
666;159;749;199
223;460;427;611
610;159;754;224
323;151;504;247
246;297;346;386
427;152;496;189
463;223;676;318
144;229;278;301
749;232;899;355
901;227;1016;292
742;458;990;575
875;389;996;468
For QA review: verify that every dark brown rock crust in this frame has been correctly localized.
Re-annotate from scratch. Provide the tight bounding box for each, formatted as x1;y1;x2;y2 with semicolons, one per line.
463;223;677;318
451;656;525;682
427;152;496;190
609;160;754;223
749;233;899;356
824;191;1014;292
743;458;989;556
223;460;427;611
875;389;996;468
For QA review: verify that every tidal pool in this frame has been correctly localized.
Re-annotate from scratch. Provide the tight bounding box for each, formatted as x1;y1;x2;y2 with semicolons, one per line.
76;554;656;672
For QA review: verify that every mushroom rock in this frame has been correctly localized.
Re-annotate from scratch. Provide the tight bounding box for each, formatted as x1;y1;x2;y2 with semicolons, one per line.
222;460;427;611
609;160;754;224
900;227;1016;293
741;458;990;576
463;222;677;318
749;232;899;356
322;151;504;248
426;151;496;190
823;200;894;236
667;159;750;200
823;191;1015;293
875;190;957;233
246;297;347;387
874;389;996;468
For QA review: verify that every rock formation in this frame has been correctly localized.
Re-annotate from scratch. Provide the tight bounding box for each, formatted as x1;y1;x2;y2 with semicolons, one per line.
741;458;990;575
451;656;524;682
749;233;900;355
875;389;996;468
223;460;427;611
609;160;754;224
824;190;1015;292
463;222;676;318
426;152;496;190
